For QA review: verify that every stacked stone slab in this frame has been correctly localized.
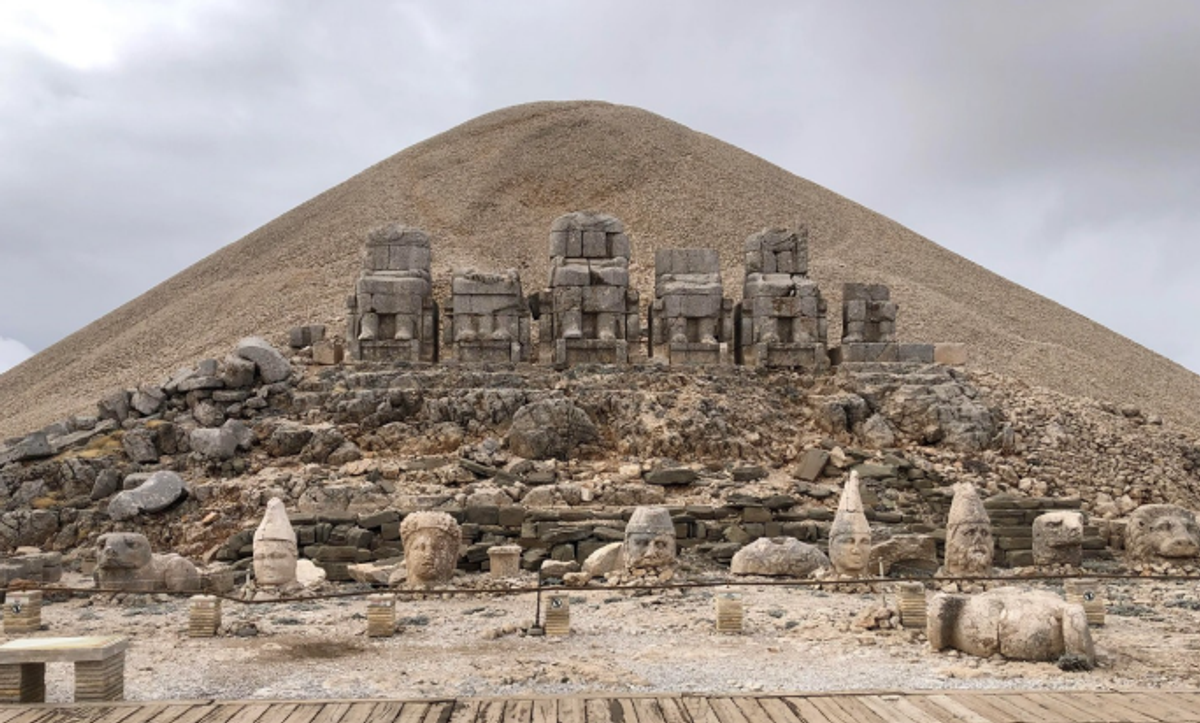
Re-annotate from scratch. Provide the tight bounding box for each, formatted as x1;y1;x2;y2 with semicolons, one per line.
536;212;640;366
445;269;531;363
347;224;438;363
833;283;934;364
735;227;829;370
649;249;732;365
3;591;42;635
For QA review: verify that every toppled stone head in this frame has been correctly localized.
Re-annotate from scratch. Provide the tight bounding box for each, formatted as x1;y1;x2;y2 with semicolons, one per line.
253;497;298;587
1032;511;1084;567
928;587;1094;666
400;511;462;588
730;537;830;577
95;532;200;593
943;483;993;576
829;471;872;576
1126;504;1200;563
622;506;677;573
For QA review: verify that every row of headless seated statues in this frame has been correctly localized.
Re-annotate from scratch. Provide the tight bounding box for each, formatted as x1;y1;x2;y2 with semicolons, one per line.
347;211;917;368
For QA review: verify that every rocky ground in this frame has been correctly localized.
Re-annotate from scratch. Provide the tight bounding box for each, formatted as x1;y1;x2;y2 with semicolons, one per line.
27;568;1200;703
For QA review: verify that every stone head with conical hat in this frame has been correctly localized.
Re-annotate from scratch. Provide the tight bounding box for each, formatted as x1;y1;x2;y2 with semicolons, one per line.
253;497;298;587
622;506;677;572
944;482;993;575
830;471;872;576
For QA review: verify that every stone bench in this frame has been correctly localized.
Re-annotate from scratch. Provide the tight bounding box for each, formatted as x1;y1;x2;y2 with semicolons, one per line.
0;636;127;703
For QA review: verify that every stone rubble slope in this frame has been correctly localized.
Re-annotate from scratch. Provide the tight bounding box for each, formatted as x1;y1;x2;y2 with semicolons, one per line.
2;101;1199;439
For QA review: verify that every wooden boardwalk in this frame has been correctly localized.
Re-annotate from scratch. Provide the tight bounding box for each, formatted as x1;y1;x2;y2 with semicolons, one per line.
1;690;1199;723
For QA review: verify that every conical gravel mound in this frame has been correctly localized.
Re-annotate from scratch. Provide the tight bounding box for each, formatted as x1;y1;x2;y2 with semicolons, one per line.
3;100;1198;436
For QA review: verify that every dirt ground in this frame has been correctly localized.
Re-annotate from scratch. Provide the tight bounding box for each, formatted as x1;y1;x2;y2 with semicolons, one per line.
23;569;1200;702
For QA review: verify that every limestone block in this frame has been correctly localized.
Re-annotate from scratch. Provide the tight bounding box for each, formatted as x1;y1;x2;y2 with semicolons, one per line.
935;343;968;365
235;337;291;384
582;230;607;257
190;427;237;461
549;231;568;257
107;471;186;521
1032;511;1084;567
928;587;1094;664
609;233;631;259
730;537;829;577
221;355;257;388
312;340;344;365
129;386;166;416
488;544;522;578
288;325;326;349
869;535;938;576
388;244;431;271
551;263;590;287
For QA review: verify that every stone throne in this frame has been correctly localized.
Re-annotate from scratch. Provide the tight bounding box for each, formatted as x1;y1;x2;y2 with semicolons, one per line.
444;267;531;363
831;283;934;364
648;248;732;365
734;226;830;370
535;212;640;366
346;223;438;363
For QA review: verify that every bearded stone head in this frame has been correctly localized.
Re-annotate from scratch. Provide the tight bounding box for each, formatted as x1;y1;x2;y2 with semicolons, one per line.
623;506;677;572
944;483;993;576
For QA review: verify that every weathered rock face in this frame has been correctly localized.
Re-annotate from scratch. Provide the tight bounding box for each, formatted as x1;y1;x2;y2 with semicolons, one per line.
94;532;200;593
730;537;830;577
1125;504;1200;563
622;506;677;574
106;470;186;521
235;337;292;384
1032;511;1084;567
253;497;298;586
400;511;462;588
829;471;871;576
506;399;598;460
928;587;1094;665
942;483;993;576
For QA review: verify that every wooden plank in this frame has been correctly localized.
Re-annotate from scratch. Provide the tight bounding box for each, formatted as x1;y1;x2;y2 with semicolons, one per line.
1017;694;1094;723
948;694;1021;723
1122;692;1200;722
923;695;993;723
654;698;691;723
3;709;61;723
820;697;886;723
855;696;928;723
228;704;275;723
616;700;640;723
173;704;230;723
753;698;802;723
278;704;324;723
781;697;834;723
310;703;352;723
90;706;144;723
1081;693;1165;722
584;699;612;723
247;705;298;723
984;694;1069;723
475;701;505;723
632;699;667;723
900;696;968;723
365;702;403;723
423;702;454;723
338;702;380;723
678;698;711;723
730;698;775;723
706;699;749;723
504;700;533;723
558;699;585;723
801;698;855;723
447;700;481;723
1041;692;1122;722
532;699;556;723
396;703;429;723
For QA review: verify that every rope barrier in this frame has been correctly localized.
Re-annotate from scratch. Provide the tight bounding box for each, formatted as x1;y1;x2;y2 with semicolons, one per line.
5;570;1198;606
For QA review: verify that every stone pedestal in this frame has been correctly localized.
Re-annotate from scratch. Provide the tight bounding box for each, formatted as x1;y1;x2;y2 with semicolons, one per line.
544;593;570;636
1064;579;1105;627
715;593;743;634
897;582;927;629
367;594;396;638
74;653;125;701
488;545;522;579
188;595;221;638
4;590;42;635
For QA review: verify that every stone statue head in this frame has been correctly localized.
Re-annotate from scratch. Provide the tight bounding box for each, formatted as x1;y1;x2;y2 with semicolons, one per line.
1031;511;1083;566
1126;504;1200;563
253;497;298;586
829;471;872;576
400;511;462;587
944;483;993;575
622;506;677;572
96;532;152;570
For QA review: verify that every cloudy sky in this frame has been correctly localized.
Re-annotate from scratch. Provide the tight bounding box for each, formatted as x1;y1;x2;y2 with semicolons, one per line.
1;1;1198;374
